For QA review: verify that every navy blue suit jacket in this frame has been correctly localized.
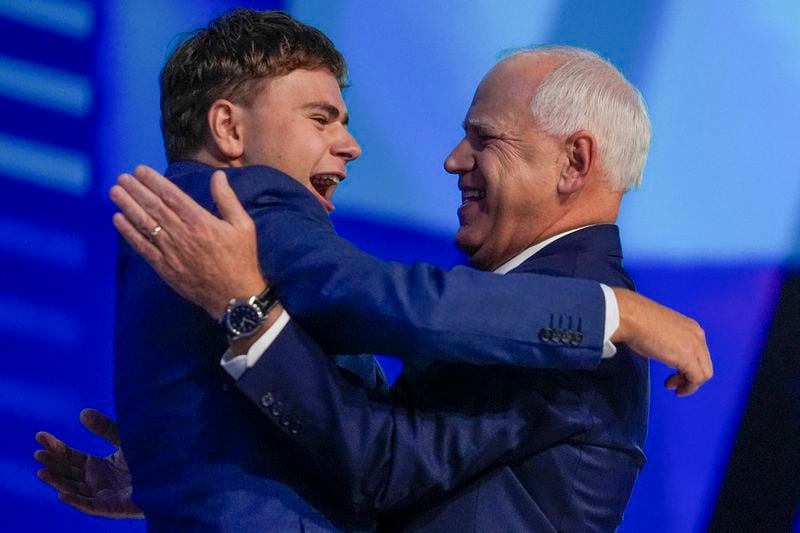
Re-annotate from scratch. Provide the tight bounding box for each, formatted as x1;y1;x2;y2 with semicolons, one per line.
114;162;613;530
237;225;649;532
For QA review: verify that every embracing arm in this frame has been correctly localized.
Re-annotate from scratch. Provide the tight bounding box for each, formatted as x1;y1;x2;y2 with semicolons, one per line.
234;320;583;513
109;165;711;394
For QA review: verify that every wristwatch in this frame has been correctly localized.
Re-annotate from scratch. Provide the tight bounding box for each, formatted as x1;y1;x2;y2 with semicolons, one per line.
219;286;279;340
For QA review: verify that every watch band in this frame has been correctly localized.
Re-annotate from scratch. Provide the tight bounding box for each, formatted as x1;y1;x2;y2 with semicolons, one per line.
254;286;280;315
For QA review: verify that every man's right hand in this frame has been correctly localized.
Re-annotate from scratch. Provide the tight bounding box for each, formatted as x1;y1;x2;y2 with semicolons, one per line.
612;288;713;396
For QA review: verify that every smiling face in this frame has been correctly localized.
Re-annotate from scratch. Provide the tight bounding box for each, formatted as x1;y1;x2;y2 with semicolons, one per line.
236;68;361;212
444;56;567;270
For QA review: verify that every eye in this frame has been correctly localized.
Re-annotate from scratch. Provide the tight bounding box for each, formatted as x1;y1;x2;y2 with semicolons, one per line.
474;130;495;145
311;115;329;125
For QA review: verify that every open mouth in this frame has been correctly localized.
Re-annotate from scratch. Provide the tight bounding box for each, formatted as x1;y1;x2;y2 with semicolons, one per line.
460;188;486;206
310;174;344;212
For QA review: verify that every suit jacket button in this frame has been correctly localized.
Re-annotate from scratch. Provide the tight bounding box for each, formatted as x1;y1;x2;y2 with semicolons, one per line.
280;415;291;427
571;331;583;345
551;328;562;344
260;393;274;408
539;328;553;342
290;421;302;435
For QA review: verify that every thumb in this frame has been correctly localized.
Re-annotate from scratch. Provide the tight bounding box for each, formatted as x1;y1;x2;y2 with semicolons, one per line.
80;408;121;447
211;170;250;227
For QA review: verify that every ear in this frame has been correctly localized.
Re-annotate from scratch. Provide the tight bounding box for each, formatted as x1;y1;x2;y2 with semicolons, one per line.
557;130;594;195
206;99;245;162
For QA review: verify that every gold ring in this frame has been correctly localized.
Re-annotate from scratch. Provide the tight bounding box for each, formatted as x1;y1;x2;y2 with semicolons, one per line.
149;225;162;241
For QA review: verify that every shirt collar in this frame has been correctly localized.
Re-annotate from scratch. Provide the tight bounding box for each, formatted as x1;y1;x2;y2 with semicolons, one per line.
493;224;598;275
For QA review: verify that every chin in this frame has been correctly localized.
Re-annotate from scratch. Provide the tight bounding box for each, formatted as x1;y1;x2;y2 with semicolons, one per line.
454;234;486;268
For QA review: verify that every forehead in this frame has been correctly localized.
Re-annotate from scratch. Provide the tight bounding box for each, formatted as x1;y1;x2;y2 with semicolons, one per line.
258;68;347;114
466;55;556;129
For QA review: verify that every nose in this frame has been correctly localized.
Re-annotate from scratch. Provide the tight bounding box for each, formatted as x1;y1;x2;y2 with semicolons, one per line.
444;137;473;175
333;126;362;162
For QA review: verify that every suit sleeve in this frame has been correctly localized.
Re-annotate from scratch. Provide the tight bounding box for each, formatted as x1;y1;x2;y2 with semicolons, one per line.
235;320;587;513
229;167;606;370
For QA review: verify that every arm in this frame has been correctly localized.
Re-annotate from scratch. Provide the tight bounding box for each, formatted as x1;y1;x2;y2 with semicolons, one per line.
234;320;585;513
111;165;604;368
110;165;711;392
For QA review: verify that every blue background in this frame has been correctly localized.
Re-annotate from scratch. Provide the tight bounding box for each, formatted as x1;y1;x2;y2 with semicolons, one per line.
1;1;798;530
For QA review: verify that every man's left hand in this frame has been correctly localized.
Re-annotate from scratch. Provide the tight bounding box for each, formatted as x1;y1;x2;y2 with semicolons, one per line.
109;165;264;319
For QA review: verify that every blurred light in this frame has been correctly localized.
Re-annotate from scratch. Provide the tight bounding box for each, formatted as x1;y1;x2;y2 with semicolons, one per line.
0;0;94;40
0;376;83;425
0;133;91;195
0;218;87;269
0;296;80;346
0;457;50;500
0;55;93;116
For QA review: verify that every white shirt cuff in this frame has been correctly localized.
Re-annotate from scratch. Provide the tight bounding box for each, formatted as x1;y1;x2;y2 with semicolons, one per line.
600;284;619;359
220;310;292;380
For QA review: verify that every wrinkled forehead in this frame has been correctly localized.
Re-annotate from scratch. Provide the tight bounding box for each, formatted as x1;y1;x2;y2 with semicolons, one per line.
466;70;533;129
467;55;561;128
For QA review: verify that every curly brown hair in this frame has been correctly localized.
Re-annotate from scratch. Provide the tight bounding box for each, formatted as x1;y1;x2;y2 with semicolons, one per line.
160;9;348;162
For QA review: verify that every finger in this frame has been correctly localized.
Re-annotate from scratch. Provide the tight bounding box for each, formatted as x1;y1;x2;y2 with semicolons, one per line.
80;408;121;447
112;213;164;266
664;373;699;397
37;468;90;497
59;492;145;519
34;448;87;479
673;370;699;396
113;210;187;280
112;174;185;233
110;182;162;237
35;432;87;468
35;431;66;454
677;380;699;397
702;348;714;381
117;173;185;237
135;165;209;226
57;492;102;517
664;373;682;390
211;170;250;227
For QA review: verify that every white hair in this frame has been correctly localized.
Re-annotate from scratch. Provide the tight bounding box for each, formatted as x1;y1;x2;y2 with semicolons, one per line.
508;46;651;192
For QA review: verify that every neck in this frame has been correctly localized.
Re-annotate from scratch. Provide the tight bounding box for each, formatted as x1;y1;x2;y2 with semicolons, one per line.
534;198;619;247
192;148;237;168
482;190;622;271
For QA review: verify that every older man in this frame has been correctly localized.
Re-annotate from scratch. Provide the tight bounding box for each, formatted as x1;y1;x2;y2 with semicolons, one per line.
168;46;661;530
36;13;709;532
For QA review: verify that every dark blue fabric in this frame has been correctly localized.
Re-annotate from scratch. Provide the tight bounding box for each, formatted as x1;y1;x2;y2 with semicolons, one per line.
218;162;607;369
237;223;649;532
114;162;377;531
115;161;615;530
382;226;649;532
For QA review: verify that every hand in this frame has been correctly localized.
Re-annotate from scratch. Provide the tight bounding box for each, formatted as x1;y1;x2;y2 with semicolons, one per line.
612;288;713;396
34;408;144;519
109;165;266;319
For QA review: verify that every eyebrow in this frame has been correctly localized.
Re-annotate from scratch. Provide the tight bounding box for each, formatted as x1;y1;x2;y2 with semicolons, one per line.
464;117;499;133
302;101;350;126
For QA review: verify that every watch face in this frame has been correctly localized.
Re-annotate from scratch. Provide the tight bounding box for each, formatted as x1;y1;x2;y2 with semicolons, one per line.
228;303;263;336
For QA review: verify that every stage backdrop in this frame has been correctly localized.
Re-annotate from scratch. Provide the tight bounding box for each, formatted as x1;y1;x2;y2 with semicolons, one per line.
1;1;798;530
